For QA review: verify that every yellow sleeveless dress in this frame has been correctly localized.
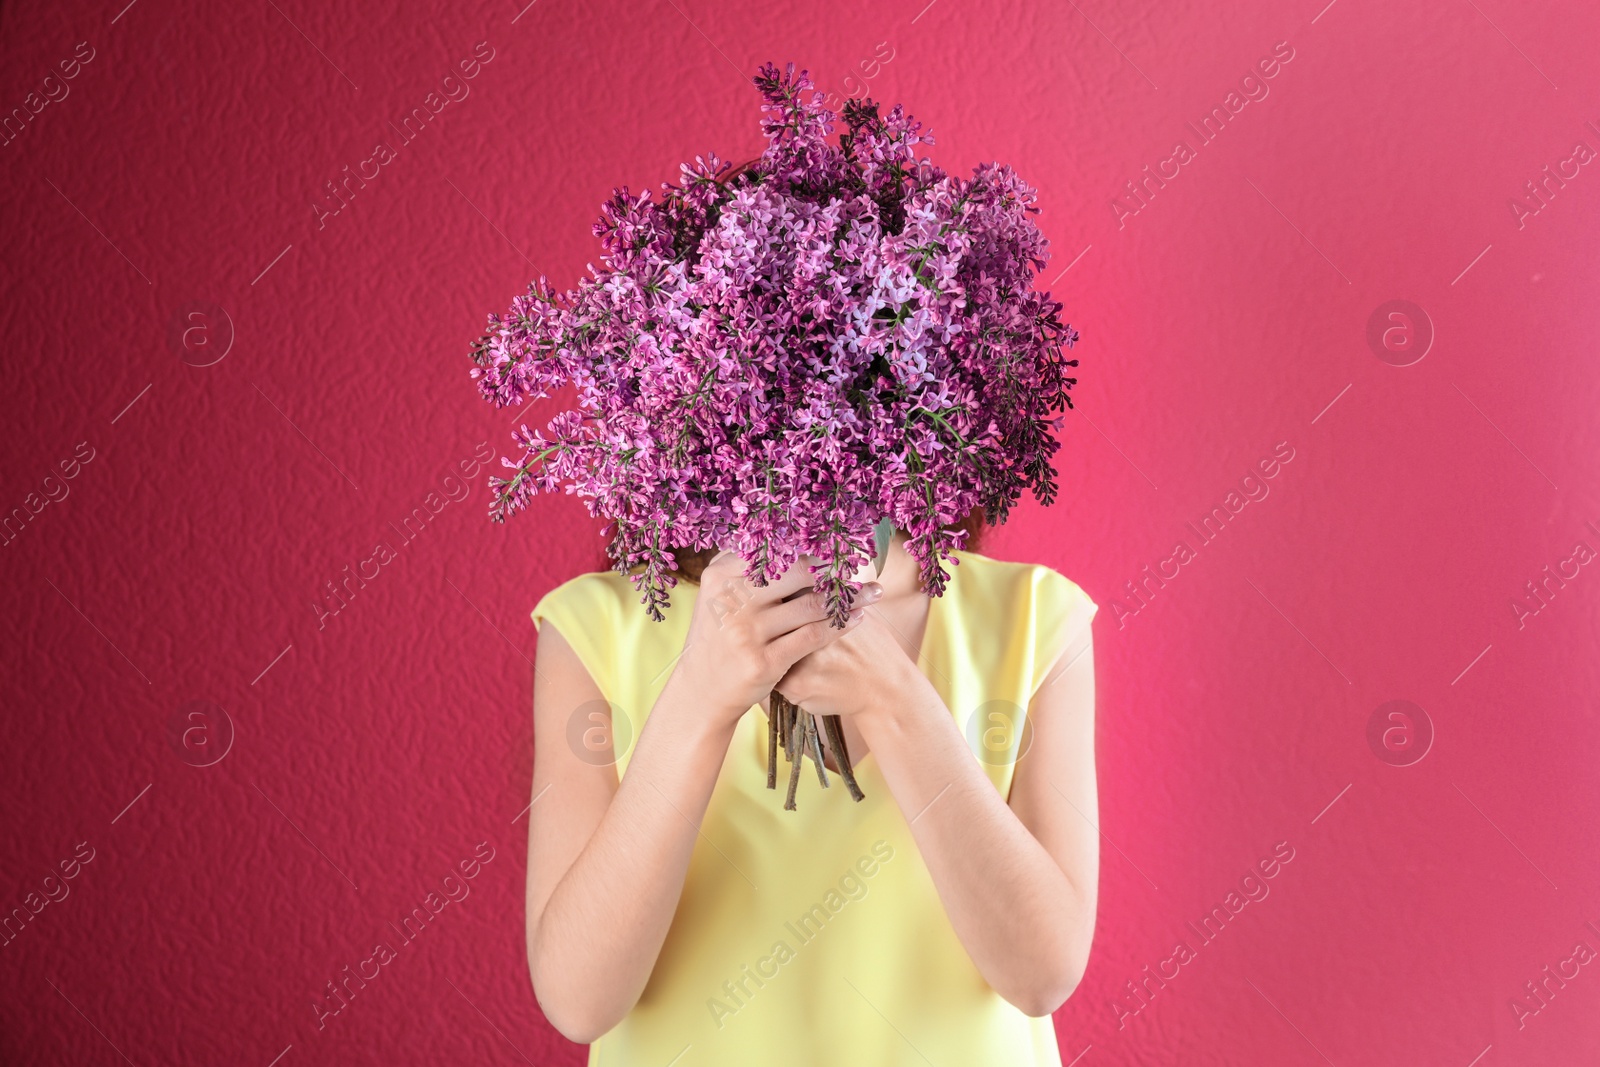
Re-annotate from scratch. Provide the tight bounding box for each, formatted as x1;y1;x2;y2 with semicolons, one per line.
531;551;1098;1067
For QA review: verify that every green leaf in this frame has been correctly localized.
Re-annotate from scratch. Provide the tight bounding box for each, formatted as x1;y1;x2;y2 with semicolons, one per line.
872;516;894;576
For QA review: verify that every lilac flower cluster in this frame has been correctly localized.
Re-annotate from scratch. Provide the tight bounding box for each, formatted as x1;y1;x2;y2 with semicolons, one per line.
470;62;1079;624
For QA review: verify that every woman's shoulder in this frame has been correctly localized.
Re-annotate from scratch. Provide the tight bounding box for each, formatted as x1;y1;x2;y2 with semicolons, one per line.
952;551;1096;615
952;552;1099;676
530;569;639;628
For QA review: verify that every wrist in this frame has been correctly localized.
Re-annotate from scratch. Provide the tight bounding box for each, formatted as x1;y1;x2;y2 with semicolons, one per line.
854;655;939;731
663;653;752;734
651;678;743;763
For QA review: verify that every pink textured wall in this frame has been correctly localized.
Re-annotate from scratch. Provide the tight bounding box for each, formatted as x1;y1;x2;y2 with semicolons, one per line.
3;0;1599;1064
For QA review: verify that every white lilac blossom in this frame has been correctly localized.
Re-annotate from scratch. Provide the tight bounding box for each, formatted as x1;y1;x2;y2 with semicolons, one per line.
470;62;1080;626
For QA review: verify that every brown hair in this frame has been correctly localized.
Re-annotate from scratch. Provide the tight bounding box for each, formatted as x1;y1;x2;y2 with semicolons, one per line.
617;157;988;585
720;156;762;185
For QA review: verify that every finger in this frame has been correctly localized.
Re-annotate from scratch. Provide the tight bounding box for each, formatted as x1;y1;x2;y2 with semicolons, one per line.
701;549;789;610
746;556;824;605
757;588;829;638
768;606;865;666
703;550;804;589
704;547;754;579
700;555;810;621
760;582;882;639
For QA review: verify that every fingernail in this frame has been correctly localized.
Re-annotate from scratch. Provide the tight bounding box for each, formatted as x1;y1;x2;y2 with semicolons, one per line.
848;607;865;622
863;583;884;601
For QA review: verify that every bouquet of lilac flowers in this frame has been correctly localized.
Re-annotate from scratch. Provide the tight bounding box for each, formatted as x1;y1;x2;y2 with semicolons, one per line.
472;62;1079;807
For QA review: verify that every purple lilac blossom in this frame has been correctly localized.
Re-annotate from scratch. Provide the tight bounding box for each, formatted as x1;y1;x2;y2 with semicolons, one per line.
470;61;1080;625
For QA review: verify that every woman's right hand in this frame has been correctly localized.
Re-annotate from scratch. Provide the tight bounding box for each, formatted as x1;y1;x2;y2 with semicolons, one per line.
673;551;875;727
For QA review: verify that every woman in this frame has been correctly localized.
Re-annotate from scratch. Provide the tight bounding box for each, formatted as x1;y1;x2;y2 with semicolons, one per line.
524;508;1100;1066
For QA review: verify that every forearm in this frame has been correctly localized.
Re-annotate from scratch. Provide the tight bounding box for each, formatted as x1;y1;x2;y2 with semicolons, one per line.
531;674;739;1040
856;671;1095;1015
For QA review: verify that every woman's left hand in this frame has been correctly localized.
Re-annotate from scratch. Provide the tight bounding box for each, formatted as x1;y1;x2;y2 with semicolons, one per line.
773;585;928;719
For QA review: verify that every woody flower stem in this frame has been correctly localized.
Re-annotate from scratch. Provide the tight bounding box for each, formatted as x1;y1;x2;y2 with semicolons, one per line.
766;688;865;809
822;713;866;801
765;537;879;807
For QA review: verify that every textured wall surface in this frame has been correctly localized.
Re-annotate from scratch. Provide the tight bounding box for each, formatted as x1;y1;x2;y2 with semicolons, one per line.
3;0;1599;1064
